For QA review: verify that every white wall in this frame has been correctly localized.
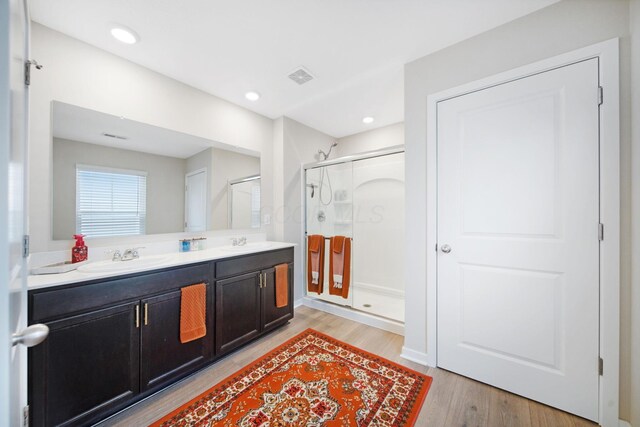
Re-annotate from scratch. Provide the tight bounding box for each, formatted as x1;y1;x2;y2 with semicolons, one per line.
281;117;335;303
336;122;404;156
404;0;634;421
630;1;640;425
29;23;274;253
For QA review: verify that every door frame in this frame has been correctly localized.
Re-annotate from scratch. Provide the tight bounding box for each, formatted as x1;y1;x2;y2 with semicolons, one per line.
425;38;620;425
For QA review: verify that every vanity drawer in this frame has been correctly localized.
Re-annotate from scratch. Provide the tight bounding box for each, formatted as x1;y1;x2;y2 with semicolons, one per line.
30;262;212;322
215;248;293;279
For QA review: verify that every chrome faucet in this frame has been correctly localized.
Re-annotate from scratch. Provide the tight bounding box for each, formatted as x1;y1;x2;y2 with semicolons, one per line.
107;249;122;262
121;247;145;261
230;237;247;246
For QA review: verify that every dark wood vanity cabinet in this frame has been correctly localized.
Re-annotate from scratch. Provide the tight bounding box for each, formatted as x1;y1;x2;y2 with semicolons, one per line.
29;302;140;427
262;264;294;331
215;271;263;355
29;247;294;427
140;286;214;393
214;251;294;356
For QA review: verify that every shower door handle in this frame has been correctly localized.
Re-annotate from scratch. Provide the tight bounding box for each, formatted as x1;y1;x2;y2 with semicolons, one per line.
440;244;452;254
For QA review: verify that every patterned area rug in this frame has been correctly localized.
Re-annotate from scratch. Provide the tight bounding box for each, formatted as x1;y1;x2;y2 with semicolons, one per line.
151;329;432;426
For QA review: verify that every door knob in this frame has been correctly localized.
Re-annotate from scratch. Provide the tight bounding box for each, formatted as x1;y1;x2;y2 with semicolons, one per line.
12;324;49;347
440;244;452;254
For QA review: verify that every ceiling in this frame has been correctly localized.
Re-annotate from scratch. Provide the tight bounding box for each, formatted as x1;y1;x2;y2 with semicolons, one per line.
52;101;260;159
31;0;558;138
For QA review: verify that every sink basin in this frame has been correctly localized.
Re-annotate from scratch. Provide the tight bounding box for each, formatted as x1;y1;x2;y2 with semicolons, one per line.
219;242;274;253
77;255;174;274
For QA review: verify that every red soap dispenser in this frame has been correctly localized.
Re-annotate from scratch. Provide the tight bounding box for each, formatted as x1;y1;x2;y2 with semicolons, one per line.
72;234;88;263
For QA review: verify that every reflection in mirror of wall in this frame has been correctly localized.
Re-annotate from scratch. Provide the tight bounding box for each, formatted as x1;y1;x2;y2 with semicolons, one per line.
51;101;261;240
228;175;261;229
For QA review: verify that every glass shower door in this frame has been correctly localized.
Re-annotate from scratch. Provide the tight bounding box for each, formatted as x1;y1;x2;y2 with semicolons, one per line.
305;162;353;307
352;153;405;321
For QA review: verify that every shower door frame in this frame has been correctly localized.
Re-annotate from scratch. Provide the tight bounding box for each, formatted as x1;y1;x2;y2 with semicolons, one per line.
301;145;406;309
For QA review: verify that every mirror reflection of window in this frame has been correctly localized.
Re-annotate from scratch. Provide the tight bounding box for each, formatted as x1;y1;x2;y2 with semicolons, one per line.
229;176;261;229
76;165;147;237
51;101;261;240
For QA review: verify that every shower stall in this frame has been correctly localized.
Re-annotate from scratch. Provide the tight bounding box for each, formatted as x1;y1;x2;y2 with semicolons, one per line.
304;146;405;323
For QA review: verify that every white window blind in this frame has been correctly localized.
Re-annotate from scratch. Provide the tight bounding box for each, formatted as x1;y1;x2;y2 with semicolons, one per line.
76;165;147;237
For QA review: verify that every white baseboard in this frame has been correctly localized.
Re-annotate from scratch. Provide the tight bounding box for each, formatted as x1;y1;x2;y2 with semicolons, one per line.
400;346;432;367
301;297;404;335
619;420;631;427
293;298;304;308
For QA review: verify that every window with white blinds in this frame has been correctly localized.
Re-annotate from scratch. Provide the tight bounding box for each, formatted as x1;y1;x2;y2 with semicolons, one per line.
76;165;147;237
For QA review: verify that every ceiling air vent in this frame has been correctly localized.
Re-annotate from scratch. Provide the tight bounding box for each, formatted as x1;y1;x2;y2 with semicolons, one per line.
102;132;128;140
288;66;315;85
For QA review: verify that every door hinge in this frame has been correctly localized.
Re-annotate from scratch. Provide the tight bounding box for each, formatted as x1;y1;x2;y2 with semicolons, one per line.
22;235;30;258
23;405;29;427
598;223;604;241
598;357;604;376
435;243;438;252
24;59;43;86
598;86;604;106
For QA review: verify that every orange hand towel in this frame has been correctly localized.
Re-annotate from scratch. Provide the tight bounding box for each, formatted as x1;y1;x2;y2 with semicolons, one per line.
307;235;325;294
180;283;207;344
329;236;351;299
275;264;289;308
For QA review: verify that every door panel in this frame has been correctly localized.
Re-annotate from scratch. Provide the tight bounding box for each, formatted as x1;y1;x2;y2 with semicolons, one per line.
185;170;207;232
437;59;600;420
29;302;140;427
140;288;213;392
262;265;293;331
215;272;261;355
2;0;28;425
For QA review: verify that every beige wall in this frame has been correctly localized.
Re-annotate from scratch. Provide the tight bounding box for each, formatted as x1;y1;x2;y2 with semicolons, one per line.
336;122;404;156
52;138;186;239
30;23;274;252
404;0;634;421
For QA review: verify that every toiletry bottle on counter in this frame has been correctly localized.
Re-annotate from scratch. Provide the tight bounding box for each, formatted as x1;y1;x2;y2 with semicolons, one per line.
72;234;88;263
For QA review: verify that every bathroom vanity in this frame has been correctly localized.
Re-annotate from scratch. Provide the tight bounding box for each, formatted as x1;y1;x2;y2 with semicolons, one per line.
27;244;294;427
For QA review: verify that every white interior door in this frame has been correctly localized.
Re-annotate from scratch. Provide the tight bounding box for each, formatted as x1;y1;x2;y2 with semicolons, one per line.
2;1;40;425
185;169;207;232
437;59;600;420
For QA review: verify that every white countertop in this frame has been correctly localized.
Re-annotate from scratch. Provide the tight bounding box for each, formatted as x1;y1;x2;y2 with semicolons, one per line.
28;241;295;290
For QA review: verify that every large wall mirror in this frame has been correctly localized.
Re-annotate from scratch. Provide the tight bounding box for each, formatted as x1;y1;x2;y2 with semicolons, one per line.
51;101;261;240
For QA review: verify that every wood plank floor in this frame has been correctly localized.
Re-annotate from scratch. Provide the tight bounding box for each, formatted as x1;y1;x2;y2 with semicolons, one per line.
97;306;597;427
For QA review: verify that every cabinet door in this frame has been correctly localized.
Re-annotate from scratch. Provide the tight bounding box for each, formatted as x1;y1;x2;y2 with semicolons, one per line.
140;286;213;392
262;264;294;331
29;302;140;427
215;272;261;355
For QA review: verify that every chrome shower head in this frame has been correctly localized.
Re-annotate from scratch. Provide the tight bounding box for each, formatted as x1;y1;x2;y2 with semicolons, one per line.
318;141;338;161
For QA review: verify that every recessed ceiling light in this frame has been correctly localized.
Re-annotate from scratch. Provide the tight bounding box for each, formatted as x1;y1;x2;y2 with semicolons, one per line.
245;91;261;101
362;116;374;124
110;26;139;44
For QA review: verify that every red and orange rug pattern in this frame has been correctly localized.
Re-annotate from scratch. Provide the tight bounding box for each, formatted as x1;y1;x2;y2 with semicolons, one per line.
152;329;432;426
